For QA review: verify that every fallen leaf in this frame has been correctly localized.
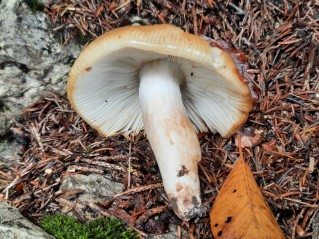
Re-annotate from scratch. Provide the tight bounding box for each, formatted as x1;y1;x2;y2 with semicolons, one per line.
261;141;277;152
210;140;284;238
235;127;263;148
204;37;259;100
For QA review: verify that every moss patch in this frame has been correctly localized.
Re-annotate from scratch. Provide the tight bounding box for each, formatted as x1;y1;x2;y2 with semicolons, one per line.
40;214;138;239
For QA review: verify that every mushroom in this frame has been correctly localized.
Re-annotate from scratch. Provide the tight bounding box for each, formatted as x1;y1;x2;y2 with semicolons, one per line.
67;24;253;220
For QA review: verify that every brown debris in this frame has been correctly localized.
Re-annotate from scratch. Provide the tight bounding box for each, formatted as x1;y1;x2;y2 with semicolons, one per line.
114;183;163;198
235;128;263;148
0;0;318;238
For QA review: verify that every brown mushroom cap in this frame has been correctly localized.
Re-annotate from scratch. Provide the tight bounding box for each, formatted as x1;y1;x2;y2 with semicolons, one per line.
67;24;253;138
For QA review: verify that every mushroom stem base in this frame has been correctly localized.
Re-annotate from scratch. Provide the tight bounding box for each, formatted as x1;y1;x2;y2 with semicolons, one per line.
139;60;203;220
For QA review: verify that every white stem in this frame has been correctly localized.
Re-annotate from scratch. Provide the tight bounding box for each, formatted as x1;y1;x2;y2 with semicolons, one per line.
139;60;202;220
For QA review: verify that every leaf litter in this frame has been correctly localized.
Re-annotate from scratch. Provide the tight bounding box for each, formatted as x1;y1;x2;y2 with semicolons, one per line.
210;136;285;238
1;0;319;238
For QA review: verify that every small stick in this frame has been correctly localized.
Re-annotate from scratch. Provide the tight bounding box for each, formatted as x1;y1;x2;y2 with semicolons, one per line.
114;183;163;198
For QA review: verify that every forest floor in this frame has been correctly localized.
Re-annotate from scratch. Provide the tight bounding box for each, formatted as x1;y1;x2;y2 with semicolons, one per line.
1;0;319;238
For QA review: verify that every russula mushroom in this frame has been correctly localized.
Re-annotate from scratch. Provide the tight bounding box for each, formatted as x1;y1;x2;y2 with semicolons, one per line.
67;24;253;220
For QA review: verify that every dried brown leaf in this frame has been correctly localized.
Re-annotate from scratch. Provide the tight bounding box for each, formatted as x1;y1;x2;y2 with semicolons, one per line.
210;147;284;238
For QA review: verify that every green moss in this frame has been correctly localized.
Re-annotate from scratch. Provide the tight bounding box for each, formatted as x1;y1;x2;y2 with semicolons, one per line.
85;147;93;154
23;0;44;11
40;214;138;239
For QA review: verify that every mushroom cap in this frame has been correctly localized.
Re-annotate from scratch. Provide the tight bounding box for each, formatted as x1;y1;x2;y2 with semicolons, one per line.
68;24;253;138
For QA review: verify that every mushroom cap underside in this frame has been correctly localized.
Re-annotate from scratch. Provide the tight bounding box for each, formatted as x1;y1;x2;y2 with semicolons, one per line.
68;24;253;138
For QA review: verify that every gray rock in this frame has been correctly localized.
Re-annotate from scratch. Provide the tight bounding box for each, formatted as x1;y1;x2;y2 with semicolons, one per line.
147;224;190;239
59;174;190;238
0;202;55;239
0;138;21;164
0;0;80;136
60;173;124;204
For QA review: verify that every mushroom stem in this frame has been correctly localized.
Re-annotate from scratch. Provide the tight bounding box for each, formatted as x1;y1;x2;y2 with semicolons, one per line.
139;60;202;220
